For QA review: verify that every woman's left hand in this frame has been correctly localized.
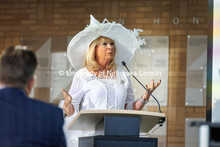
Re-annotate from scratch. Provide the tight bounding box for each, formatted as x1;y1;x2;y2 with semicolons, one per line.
141;80;161;101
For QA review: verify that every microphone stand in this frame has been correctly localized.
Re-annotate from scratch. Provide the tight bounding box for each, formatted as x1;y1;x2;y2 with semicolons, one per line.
122;61;165;126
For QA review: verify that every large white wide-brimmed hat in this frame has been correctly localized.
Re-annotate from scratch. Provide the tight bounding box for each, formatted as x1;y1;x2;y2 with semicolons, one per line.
67;15;146;70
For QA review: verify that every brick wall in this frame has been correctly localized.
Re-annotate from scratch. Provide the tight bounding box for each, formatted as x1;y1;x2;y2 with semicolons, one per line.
0;0;208;146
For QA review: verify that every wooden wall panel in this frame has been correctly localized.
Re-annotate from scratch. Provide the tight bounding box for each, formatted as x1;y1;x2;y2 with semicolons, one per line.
0;0;208;146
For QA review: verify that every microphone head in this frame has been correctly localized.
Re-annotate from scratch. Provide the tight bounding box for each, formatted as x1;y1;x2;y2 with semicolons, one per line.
122;61;126;66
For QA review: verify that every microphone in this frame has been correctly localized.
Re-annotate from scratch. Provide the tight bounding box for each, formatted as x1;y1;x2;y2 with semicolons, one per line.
122;61;162;113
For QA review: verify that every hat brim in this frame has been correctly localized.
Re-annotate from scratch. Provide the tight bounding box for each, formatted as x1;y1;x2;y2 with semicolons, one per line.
67;20;143;70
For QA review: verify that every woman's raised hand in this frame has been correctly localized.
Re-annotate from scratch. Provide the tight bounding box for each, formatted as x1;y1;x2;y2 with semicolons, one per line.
61;88;75;116
62;88;72;104
146;80;161;93
142;80;161;101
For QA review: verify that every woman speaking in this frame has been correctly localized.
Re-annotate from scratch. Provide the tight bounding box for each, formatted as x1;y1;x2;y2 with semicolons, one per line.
62;15;161;147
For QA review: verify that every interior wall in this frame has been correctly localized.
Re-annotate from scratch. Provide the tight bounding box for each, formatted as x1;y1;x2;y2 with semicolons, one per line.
0;0;208;146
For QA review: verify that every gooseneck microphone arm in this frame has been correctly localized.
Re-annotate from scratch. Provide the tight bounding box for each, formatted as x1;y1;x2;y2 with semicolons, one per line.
122;61;162;113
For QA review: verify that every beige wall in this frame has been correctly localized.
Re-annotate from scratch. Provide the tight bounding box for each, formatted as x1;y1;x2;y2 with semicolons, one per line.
0;0;208;146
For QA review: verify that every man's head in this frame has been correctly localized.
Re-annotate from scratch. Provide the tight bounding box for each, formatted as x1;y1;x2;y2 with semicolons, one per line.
0;46;37;95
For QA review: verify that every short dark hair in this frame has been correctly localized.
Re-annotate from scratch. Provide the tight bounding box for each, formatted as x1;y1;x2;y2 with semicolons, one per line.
0;46;37;88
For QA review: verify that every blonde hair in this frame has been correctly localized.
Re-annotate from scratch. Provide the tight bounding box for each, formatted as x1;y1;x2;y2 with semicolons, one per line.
84;36;117;71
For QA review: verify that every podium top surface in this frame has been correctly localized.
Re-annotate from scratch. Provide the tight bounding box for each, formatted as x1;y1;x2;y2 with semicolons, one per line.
67;109;165;133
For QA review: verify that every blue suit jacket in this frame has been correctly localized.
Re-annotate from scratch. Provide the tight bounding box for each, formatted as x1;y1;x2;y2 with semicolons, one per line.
0;87;66;147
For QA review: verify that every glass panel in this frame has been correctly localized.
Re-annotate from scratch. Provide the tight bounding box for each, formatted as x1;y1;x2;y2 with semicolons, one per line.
131;36;169;107
21;37;72;103
185;35;207;106
50;52;73;103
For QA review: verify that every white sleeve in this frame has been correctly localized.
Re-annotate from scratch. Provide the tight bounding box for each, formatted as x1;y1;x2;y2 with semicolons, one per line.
68;74;85;114
124;73;135;110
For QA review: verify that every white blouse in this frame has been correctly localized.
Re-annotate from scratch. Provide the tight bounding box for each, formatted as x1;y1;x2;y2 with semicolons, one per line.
99;78;117;109
63;67;135;147
68;67;135;115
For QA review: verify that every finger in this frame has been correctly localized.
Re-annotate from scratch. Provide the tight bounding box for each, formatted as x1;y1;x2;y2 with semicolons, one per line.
145;85;149;89
145;85;150;91
155;82;160;87
62;89;71;100
150;80;154;88
158;80;161;85
61;88;68;96
145;85;152;93
150;80;154;84
156;80;161;87
152;80;161;90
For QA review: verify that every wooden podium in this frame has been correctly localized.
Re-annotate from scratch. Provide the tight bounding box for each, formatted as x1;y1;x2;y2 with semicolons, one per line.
67;109;166;147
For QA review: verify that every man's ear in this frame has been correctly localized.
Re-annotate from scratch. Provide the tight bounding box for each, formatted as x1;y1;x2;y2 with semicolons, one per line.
25;77;35;96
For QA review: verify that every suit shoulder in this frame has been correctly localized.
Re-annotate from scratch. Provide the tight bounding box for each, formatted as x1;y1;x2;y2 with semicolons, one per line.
27;98;62;113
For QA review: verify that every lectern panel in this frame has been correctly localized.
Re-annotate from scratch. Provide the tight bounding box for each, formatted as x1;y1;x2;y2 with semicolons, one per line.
68;109;165;134
79;136;158;147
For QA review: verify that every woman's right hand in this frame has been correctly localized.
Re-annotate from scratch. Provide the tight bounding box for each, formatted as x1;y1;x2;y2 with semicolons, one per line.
62;88;72;104
61;88;74;116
